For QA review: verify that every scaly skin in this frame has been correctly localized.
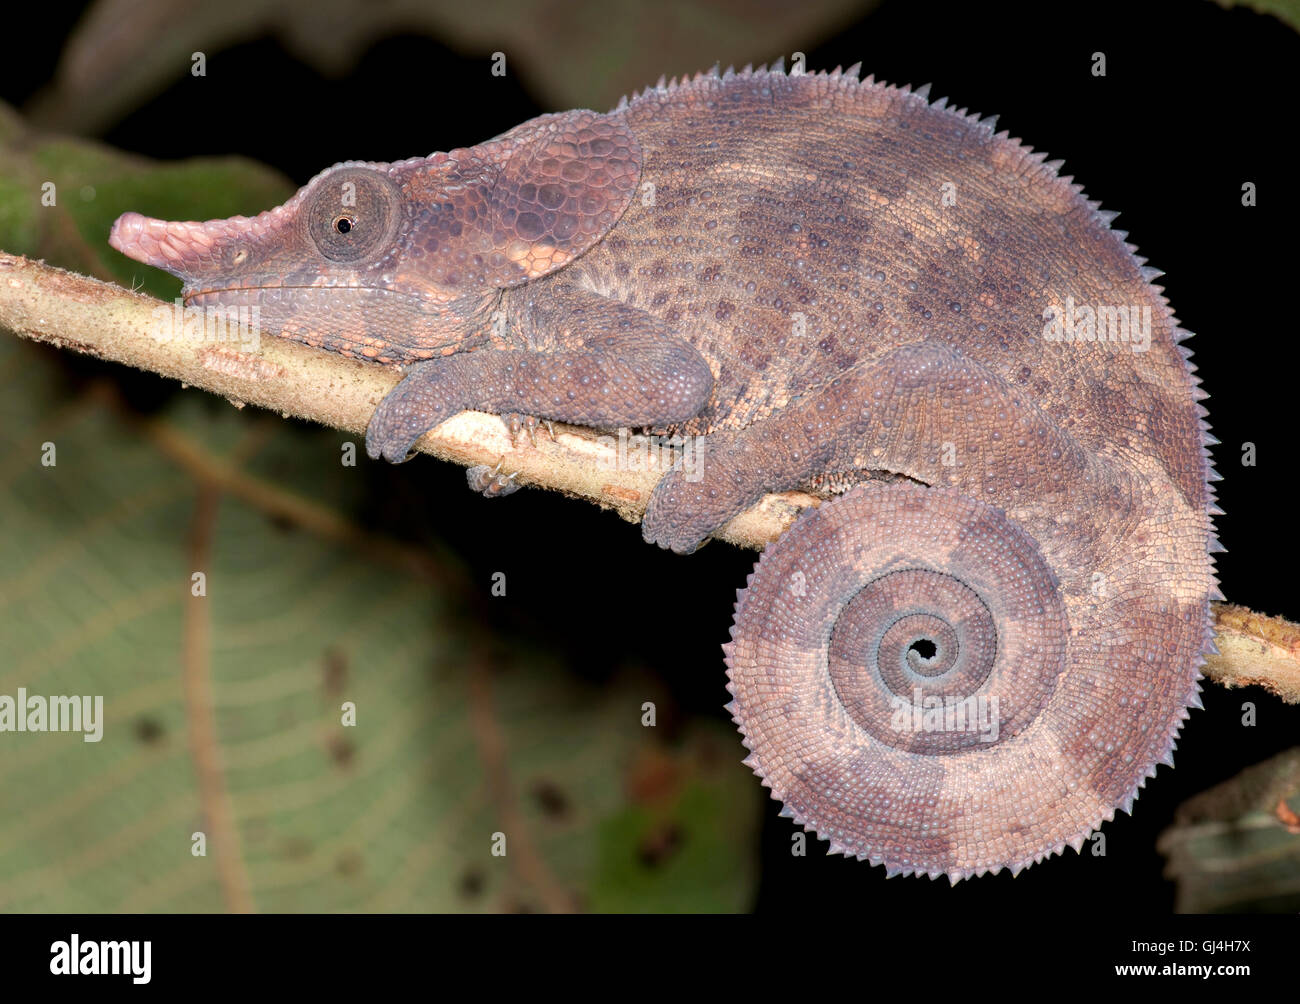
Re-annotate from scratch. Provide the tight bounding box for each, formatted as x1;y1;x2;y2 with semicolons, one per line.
108;63;1219;881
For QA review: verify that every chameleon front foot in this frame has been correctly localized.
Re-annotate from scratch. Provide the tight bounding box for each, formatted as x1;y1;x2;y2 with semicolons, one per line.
364;412;430;464
365;359;467;463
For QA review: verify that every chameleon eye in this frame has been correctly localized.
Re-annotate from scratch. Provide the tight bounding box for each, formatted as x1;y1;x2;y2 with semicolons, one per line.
307;168;401;263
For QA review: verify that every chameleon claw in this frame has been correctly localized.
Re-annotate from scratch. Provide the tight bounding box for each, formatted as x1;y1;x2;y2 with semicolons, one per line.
467;457;522;498
366;429;422;464
502;413;556;448
502;413;540;448
369;432;423;464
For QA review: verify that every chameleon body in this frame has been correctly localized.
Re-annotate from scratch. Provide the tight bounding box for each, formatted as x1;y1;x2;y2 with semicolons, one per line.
109;64;1219;881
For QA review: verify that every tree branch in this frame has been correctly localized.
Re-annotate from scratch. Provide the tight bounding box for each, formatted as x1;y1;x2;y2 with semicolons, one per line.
0;251;811;547
1;251;1295;701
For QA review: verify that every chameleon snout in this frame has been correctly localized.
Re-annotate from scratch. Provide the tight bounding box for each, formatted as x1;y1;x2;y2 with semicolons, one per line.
110;207;292;288
110;211;225;278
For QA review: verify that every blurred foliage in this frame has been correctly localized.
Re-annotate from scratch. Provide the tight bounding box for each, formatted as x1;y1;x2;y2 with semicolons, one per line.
0;101;760;912
0;101;293;299
26;0;876;135
1215;0;1300;31
1158;748;1300;912
0;339;760;912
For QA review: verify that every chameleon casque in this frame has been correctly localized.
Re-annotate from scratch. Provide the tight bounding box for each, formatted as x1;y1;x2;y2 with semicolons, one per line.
109;63;1219;882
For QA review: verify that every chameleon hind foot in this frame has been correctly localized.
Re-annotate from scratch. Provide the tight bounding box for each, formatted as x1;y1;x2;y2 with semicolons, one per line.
467;459;522;498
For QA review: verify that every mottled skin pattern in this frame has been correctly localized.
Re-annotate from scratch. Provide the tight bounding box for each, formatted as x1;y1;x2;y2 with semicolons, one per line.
109;64;1219;881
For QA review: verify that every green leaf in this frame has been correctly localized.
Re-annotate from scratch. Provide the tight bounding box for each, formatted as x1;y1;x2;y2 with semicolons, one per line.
0;335;760;911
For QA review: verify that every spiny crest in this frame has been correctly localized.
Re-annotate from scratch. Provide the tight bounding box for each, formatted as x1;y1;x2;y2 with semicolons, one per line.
610;64;1139;240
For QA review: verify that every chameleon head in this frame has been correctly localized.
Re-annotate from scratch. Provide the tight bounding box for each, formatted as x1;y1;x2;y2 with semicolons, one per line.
109;113;642;365
108;159;512;364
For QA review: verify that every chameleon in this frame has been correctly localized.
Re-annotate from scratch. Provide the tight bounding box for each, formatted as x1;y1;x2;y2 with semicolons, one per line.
108;61;1219;882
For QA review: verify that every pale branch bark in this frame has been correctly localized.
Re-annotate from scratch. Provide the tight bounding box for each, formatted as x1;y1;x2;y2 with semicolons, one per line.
1;251;1295;701
1204;605;1300;705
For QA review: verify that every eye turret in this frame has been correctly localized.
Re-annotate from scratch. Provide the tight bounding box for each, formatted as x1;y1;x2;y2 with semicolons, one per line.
307;168;401;262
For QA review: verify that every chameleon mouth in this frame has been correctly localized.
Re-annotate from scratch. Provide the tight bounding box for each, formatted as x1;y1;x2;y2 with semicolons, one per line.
182;285;468;363
181;285;437;310
185;285;346;306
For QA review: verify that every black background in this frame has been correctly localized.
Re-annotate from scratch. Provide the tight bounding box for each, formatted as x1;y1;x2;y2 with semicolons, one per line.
5;0;1297;917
